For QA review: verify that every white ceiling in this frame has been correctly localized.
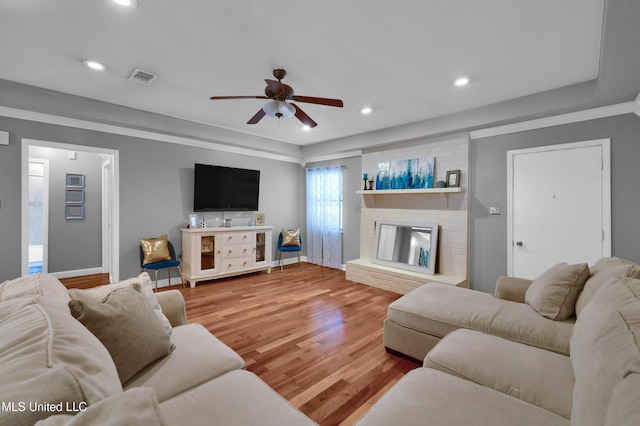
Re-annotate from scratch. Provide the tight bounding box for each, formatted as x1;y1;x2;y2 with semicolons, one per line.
0;0;605;147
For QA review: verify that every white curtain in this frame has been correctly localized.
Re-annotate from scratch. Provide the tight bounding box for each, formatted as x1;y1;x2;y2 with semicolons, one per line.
306;166;343;269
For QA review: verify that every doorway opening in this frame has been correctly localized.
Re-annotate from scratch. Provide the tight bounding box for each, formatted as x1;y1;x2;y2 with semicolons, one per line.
21;139;120;282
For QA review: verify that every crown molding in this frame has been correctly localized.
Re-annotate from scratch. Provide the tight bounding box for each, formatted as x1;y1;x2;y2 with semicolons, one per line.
469;102;636;140
0;106;303;164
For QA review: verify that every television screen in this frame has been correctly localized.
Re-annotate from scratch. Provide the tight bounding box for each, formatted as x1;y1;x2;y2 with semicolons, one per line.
193;163;260;212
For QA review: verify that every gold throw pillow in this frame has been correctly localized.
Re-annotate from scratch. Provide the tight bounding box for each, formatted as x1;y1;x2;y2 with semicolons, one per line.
281;229;301;247
139;234;172;265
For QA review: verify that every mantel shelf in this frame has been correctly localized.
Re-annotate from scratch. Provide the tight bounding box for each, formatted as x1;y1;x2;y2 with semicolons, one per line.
356;187;464;195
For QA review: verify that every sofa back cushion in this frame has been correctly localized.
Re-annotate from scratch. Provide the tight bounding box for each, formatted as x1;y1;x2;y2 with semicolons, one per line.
0;273;70;303
0;298;122;426
575;257;640;317
570;276;640;426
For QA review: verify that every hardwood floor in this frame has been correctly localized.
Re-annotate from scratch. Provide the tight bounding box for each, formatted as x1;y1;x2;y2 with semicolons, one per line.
177;263;419;425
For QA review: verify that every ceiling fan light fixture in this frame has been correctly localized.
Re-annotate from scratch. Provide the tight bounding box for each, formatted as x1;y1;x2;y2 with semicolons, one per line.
263;100;295;119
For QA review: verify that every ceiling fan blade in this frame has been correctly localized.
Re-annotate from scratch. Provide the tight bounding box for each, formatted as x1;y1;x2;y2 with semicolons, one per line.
210;95;268;100
247;108;266;124
291;95;343;108
265;79;285;96
292;103;317;128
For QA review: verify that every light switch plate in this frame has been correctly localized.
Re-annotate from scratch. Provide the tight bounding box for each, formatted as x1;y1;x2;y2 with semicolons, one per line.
0;131;8;146
489;206;501;215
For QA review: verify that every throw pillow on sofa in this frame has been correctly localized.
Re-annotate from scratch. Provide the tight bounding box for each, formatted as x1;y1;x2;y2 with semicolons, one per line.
525;262;590;320
68;272;172;334
69;283;174;384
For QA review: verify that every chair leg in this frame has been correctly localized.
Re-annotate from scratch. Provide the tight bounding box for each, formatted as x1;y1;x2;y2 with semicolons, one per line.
167;267;171;287
297;251;301;267
154;270;159;291
279;251;283;272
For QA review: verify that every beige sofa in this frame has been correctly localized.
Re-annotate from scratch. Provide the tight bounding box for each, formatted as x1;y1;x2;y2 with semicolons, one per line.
384;257;640;361
0;273;316;426
357;274;640;425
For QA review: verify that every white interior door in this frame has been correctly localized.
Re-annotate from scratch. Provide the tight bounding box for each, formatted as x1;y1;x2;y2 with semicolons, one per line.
507;139;611;279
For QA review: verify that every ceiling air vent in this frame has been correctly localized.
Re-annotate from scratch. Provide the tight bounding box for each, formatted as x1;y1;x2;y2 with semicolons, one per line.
128;69;158;86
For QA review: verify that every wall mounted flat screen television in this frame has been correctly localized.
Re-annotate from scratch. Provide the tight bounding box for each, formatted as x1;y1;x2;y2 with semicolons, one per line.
193;163;260;212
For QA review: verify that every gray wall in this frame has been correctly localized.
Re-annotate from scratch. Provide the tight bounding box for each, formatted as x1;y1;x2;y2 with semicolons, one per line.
29;146;103;272
470;113;640;294
0;116;304;282
304;155;362;265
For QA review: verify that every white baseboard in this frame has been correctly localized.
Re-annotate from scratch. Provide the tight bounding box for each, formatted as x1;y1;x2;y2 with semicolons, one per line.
49;267;104;280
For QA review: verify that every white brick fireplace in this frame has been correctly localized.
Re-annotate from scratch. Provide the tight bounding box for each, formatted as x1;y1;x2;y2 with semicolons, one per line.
346;134;469;294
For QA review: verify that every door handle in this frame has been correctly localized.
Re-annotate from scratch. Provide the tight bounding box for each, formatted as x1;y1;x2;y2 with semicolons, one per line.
516;241;524;247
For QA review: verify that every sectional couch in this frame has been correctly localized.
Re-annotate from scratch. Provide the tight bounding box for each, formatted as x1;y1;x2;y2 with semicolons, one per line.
356;272;640;425
0;272;316;426
384;257;640;361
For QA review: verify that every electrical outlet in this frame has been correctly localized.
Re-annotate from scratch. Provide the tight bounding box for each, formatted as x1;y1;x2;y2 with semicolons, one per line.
489;206;501;215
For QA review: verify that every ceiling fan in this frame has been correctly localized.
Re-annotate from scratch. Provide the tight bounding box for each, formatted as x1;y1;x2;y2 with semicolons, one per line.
209;69;343;128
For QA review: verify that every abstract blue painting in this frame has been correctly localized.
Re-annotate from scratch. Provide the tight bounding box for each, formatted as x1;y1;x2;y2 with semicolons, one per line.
376;157;434;190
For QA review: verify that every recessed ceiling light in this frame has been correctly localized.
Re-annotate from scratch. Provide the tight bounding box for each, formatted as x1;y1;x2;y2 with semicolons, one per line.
113;0;137;7
360;107;372;115
453;77;470;87
82;60;107;71
302;125;311;131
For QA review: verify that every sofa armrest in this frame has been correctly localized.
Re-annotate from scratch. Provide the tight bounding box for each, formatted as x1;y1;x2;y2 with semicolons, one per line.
155;290;188;326
493;276;533;303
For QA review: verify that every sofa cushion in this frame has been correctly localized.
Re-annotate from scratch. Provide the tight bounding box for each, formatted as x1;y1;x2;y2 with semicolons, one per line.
570;276;640;426
0;299;122;426
425;329;574;419
354;368;568;426
35;387;167;426
575;257;640;317
123;323;245;402
387;283;574;355
604;373;640;426
159;370;316;425
69;283;174;384
525;262;590;320
0;273;70;303
68;272;172;334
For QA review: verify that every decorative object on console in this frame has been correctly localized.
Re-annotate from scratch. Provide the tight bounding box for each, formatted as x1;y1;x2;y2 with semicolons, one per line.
224;218;232;227
446;169;461;188
255;212;265;226
200;216;208;228
435;180;446;188
362;173;369;190
188;214;198;229
376;158;435;190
